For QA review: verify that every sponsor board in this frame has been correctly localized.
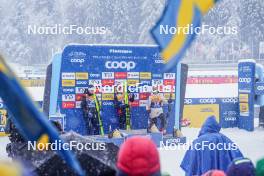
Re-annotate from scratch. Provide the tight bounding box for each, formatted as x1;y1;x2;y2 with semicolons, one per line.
130;100;139;107
76;72;88;80
62;102;75;109
239;94;249;103
62;72;75;80
164;93;175;100
139;93;150;100
164;73;175;79
62;94;76;102
62;88;75;93
102;79;115;86
139;100;148;107
127;72;139;79
140;72;151;79
75;87;88;94
115;72;127;79
76;80;88;85
62;80;75;87
183;104;219;128
127;79;139;86
102;72;114;79
164;80;175;86
102;94;114;101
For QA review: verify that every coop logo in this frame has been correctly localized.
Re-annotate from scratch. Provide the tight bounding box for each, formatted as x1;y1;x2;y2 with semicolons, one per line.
105;61;136;71
256;85;264;91
184;99;193;104
62;88;75;93
222;98;238;103
155;60;164;64
199;98;216;104
70;58;85;63
90;73;100;78
238;78;251;83
103;101;114;106
76;80;88;85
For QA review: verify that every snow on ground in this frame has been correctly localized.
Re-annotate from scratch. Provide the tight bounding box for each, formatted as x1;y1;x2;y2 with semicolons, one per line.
0;127;263;176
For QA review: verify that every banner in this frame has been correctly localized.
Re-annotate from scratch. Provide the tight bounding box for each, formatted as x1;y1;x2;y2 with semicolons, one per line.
57;45;178;135
238;60;255;131
183;97;239;128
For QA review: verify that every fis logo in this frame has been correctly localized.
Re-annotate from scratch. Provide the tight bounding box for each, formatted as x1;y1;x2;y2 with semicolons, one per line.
105;61;136;71
62;94;75;102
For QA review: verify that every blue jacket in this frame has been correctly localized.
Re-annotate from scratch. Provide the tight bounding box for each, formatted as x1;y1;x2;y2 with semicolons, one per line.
180;116;243;176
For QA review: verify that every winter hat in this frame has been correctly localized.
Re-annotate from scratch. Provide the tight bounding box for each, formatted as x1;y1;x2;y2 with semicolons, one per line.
256;158;264;176
202;170;226;176
116;136;161;176
226;157;255;176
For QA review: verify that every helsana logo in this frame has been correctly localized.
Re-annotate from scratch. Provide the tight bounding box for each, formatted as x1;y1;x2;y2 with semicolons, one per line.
105;61;136;71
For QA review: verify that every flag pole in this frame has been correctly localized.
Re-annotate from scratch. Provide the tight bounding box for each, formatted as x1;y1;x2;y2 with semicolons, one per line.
173;62;182;136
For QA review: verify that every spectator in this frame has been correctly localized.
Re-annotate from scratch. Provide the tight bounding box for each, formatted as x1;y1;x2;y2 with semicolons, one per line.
226;157;255;176
203;170;226;176
256;158;264;176
116;136;161;176
181;116;243;176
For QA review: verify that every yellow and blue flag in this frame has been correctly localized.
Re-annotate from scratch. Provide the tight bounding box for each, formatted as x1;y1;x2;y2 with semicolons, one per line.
0;55;84;176
151;0;218;70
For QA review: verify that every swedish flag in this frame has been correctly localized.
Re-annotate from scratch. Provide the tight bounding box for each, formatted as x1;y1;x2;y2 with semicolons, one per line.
0;55;84;176
151;0;218;70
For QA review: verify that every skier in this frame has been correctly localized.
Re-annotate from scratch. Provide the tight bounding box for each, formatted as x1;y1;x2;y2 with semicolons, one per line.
81;86;103;135
114;85;134;130
146;90;172;134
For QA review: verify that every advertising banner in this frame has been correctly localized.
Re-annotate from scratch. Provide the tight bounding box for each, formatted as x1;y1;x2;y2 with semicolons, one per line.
57;45;178;135
238;60;255;131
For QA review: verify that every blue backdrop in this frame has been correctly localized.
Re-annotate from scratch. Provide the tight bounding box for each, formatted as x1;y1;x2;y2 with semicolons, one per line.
57;45;177;135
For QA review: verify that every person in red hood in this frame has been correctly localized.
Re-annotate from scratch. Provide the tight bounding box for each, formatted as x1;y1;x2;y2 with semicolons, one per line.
116;136;161;176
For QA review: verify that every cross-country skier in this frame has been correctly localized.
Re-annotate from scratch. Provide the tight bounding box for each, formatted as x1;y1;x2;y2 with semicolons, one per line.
81;86;103;135
146;91;172;134
114;85;134;130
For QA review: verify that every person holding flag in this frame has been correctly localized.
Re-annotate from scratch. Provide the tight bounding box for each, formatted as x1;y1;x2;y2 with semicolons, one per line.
81;85;104;136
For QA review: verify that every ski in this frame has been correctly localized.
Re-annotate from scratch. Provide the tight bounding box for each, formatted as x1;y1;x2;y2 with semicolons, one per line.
93;94;104;136
124;82;131;130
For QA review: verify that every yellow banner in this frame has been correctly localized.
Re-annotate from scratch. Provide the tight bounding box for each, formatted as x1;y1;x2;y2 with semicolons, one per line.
239;93;249;103
76;72;88;80
127;79;139;86
183;104;219;128
164;93;175;100
140;72;152;79
62;80;75;87
102;94;114;101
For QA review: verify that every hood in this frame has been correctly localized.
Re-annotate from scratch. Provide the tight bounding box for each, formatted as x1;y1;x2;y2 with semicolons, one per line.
198;116;221;137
